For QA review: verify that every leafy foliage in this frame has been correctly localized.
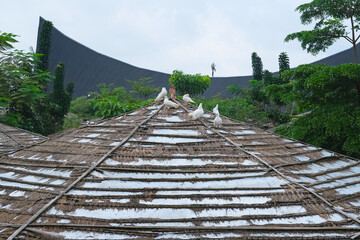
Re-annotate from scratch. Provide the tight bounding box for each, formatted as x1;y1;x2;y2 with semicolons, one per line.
36;20;53;71
127;77;159;98
0;48;51;131
275;63;360;158
276;105;360;158
169;70;211;96
69;83;153;121
0;32;17;52
285;0;360;62
251;52;263;80
43;62;74;133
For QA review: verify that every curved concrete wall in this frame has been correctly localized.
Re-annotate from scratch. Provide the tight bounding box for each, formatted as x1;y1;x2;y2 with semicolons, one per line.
37;17;359;99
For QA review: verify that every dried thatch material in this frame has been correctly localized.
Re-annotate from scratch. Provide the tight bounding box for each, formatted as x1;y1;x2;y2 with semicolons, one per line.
0;101;360;239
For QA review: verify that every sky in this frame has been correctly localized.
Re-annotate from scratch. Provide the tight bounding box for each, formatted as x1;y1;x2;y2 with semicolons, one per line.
0;0;353;77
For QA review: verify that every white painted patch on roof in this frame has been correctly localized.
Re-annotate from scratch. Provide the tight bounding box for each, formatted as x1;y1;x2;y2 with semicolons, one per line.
128;111;139;116
241;159;259;165
47;205;306;220
57;219;71;223
233;130;256;135
291;160;351;174
133;222;194;227
295;156;310;162
251;213;344;225
202;220;249;227
0;179;53;191
68;190;142;196
155;189;285;195
109;142;121;146
147;106;159;110
139;196;271;205
94;128;117;132
9;190;26;197
105;157;241;167
321;150;333;157
336;183;360;195
350;199;360;207
90;170;264;179
87;133;100;138
139;136;205;144
315;176;360;189
303;146;318;151
57;230;138;239
153;129;201;136
109;199;131;204
158;116;185;122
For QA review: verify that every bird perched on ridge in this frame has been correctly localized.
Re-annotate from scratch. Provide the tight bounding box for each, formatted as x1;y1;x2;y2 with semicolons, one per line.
155;87;167;102
214;113;222;128
183;94;195;104
188;103;204;120
164;96;179;109
169;84;176;99
213;104;219;115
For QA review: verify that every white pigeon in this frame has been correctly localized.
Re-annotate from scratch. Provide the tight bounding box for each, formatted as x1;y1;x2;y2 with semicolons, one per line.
164;96;179;108
155;87;167;102
214;113;222;128
213;104;219;115
183;94;195;104
188;103;204;120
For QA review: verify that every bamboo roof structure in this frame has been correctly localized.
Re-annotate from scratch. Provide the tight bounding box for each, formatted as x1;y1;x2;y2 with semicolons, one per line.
0;100;359;239
0;123;48;156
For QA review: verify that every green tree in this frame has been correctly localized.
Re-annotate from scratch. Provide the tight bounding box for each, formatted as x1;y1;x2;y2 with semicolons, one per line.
251;52;263;80
285;0;360;63
275;63;360;158
127;77;159;98
169;70;211;96
44;62;74;132
0;44;52;131
36;20;53;71
278;52;290;74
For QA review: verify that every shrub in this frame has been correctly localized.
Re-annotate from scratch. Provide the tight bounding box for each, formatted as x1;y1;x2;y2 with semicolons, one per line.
169;70;211;96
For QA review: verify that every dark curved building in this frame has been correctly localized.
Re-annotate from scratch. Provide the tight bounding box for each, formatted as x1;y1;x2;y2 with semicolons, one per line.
37;17;360;99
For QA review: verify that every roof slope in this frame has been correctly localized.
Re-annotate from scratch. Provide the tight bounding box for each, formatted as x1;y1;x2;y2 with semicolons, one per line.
0;123;48;156
0;100;359;239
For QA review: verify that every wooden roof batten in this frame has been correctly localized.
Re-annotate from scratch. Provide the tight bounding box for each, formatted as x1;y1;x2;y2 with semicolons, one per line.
0;100;359;239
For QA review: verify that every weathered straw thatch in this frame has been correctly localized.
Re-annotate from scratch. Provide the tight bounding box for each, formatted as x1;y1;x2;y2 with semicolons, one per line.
0;123;48;156
0;100;359;239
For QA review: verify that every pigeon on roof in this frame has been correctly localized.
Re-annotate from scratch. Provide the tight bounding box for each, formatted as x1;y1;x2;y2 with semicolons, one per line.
183;94;195;104
164;96;179;109
213;104;219;115
155;87;167;102
189;103;204;120
214;113;222;128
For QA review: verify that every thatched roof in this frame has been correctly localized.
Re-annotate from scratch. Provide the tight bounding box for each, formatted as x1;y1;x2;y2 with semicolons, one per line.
0;123;48;156
0;100;359;239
